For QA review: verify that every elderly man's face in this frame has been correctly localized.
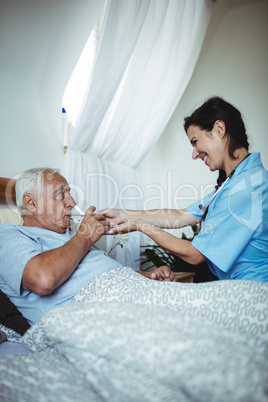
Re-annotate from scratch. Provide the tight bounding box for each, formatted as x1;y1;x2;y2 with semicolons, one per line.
34;173;76;233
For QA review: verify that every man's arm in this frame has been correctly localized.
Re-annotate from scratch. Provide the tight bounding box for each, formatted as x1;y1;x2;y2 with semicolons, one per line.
22;207;110;295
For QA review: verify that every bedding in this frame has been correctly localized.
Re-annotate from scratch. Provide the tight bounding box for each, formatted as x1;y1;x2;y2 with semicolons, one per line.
0;340;32;357
0;267;267;402
0;324;21;343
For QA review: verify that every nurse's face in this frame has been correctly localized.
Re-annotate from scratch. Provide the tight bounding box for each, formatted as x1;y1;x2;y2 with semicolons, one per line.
187;122;228;172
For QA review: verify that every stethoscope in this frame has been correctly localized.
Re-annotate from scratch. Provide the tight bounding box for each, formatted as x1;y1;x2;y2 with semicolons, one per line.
198;153;251;212
199;170;235;212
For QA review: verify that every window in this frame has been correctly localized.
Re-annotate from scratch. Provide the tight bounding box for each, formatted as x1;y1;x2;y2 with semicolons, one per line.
62;2;106;127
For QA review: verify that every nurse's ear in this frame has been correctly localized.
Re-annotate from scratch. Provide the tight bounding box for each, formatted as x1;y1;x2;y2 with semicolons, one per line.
213;120;226;139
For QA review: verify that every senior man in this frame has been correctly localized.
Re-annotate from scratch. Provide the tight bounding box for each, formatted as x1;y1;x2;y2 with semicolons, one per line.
0;168;175;325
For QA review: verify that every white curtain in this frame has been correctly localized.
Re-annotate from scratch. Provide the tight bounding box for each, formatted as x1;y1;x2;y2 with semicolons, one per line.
65;0;212;268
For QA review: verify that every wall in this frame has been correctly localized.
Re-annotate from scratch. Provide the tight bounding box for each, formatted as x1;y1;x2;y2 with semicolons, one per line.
1;0;267;198
0;0;105;179
137;0;268;219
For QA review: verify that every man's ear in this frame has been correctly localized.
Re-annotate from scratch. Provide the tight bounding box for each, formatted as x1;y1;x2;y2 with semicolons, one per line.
213;120;226;138
23;194;38;213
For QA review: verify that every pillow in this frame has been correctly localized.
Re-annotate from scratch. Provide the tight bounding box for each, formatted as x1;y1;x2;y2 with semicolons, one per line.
0;208;23;225
0;289;30;336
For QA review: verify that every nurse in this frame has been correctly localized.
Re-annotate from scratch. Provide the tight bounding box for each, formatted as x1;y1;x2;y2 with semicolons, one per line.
101;97;268;282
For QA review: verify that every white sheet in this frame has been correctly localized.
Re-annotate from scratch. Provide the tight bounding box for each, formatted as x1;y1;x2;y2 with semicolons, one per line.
0;341;31;358
0;267;267;401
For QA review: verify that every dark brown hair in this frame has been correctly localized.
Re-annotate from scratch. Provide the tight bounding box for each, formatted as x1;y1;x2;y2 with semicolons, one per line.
184;96;249;188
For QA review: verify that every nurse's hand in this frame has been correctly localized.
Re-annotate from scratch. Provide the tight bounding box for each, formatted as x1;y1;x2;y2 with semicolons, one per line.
107;219;141;234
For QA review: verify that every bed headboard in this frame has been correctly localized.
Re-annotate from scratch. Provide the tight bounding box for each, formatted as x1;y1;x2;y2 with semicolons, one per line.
0;177;16;206
0;177;22;225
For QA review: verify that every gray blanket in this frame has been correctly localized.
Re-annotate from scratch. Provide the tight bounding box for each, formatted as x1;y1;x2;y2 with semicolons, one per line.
0;267;267;401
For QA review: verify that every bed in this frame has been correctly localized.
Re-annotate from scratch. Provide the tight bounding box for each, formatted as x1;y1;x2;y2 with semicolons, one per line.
0;176;267;402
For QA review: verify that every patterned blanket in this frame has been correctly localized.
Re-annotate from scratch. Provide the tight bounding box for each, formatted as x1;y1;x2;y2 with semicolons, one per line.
0;267;267;401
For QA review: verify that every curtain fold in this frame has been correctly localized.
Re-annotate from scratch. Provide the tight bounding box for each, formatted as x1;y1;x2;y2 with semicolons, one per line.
68;0;152;152
65;149;141;269
65;0;213;268
68;0;212;167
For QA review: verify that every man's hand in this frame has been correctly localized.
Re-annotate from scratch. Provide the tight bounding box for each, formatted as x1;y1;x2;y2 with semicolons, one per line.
141;266;176;282
77;206;110;244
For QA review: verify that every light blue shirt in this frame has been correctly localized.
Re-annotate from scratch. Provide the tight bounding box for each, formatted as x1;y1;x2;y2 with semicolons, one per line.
187;153;268;282
0;225;122;324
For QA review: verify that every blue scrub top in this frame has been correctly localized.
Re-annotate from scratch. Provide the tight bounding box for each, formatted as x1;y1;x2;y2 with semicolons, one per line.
187;153;268;282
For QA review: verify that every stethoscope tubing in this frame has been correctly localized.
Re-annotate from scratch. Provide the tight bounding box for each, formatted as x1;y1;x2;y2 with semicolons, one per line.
199;172;234;212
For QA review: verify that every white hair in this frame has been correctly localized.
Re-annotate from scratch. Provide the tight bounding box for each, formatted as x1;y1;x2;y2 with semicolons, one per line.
16;167;59;216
